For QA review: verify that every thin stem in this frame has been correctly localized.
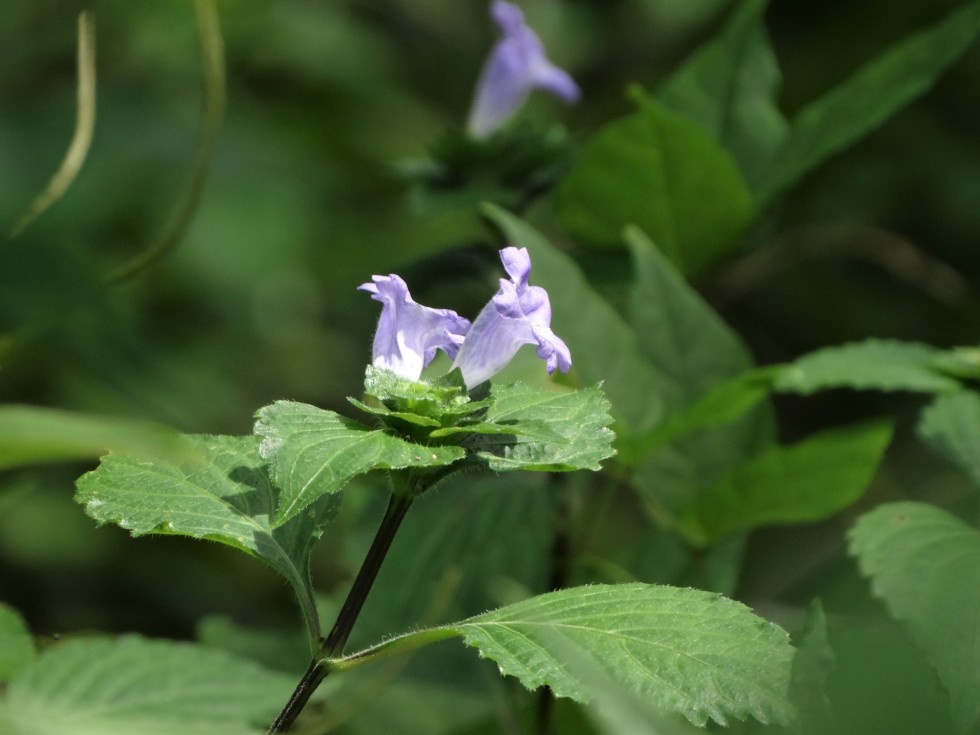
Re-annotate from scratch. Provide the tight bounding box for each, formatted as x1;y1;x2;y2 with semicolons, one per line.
268;490;415;733
104;0;225;284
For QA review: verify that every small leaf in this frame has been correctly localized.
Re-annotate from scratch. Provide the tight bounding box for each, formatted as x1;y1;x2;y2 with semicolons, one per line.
0;604;34;683
918;390;980;487
255;400;463;525
446;585;793;727
759;1;980;201
680;422;893;545
473;383;615;472
76;434;335;648
556;93;755;275
638;367;780;453
657;0;788;191
5;635;294;735
849;502;980;733
0;405;185;471
774;339;960;395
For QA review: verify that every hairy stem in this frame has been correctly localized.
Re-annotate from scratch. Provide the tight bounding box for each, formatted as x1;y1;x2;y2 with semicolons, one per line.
268;490;415;733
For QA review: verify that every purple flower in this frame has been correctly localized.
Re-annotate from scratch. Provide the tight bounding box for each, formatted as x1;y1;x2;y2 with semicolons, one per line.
466;0;580;140
358;275;471;381
452;247;571;389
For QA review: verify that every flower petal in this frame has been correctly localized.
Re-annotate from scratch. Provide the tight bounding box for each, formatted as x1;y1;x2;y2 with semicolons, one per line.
452;247;571;388
359;275;470;381
466;1;580;140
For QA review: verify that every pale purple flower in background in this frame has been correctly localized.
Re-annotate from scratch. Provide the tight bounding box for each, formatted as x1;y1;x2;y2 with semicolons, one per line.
452;247;571;389
466;0;580;140
358;275;471;381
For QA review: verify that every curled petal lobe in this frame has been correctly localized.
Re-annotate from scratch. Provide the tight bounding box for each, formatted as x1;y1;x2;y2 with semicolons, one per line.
452;247;571;389
359;275;470;381
467;0;581;140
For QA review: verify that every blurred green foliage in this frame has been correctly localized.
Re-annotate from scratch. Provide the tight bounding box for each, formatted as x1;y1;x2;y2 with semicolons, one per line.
2;1;980;733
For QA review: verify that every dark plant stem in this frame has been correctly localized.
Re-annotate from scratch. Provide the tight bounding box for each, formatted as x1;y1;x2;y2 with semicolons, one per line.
268;490;415;734
537;476;573;735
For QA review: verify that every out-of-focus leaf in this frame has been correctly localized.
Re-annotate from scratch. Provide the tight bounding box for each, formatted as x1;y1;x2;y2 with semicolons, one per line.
254;400;463;525
658;0;788;191
849;502;980;733
556;94;755;275
76;434;336;648
5;635;293;735
774;339;961;394
638;367;780;453
0;604;34;683
918;390;980;487
473;382;615;472
759;1;980;201
680;422;893;545
785;600;838;735
624;227;774;515
483;206;667;443
344;584;795;728
0;405;186;470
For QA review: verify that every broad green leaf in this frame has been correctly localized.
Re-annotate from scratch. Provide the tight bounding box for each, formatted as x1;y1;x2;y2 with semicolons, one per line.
0;603;34;682
345;584;795;728
556;93;755;275
774;339;961;394
76;434;335;648
849;502;980;733
759;1;980;201
679;422;893;545
658;0;789;191
625;227;774;514
918;390;980;487
484;205;667;442
5;635;293;735
0;405;185;471
254;400;464;525
474;383;615;471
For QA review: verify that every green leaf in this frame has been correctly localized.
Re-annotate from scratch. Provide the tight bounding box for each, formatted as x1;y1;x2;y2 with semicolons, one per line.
345;584;795;728
774;339;961;394
679;422;893;545
849;501;980;733
0;405;186;471
637;367;780;453
483;205;667;442
473;383;615;472
624;227;774;514
5;635;294;735
254;400;464;525
556;93;755;275
76;434;335;649
0;603;34;683
918;390;980;487
759;1;980;201
786;600;837;735
658;0;789;191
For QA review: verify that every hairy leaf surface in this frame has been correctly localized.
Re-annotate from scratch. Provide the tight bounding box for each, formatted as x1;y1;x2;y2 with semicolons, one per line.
76;434;335;646
255;400;463;525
